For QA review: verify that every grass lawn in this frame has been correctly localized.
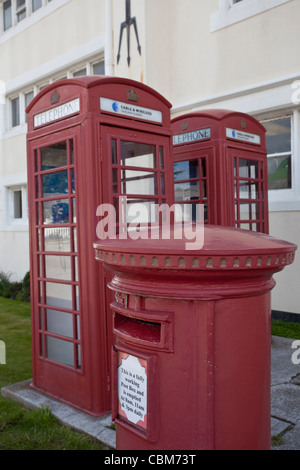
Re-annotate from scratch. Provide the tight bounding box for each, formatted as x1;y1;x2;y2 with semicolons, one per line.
0;297;109;450
272;320;300;340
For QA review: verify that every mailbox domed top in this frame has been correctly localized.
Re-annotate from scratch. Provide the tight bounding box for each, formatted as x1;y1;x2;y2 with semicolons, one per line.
94;223;297;274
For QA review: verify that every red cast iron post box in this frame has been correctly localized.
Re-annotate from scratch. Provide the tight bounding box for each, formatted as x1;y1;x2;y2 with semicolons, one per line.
172;110;269;233
94;224;296;450
26;76;174;416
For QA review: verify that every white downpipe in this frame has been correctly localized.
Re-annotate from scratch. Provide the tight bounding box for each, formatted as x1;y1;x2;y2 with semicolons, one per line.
105;0;114;76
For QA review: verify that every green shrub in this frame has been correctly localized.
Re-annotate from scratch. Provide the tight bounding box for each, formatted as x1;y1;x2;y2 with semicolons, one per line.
0;272;12;298
17;271;31;302
0;271;30;302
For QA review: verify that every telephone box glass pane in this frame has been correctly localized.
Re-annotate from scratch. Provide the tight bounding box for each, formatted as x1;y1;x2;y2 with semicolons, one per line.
239;181;259;199
112;139;117;164
202;180;207;198
42;170;68;197
125;200;156;224
46;336;74;367
43;200;69;225
121;170;157;195
112;168;118;193
72;198;76;223
160;174;165;195
120;141;156;168
44;227;71;252
250;203;259;220
159;147;164;169
174;160;199;181
174;181;200;201
41;142;68;170
45;255;72;280
239;203;250;220
45;282;72;310
239;160;259;179
73;227;77;252
175;203;203;222
46;309;73;338
76;315;81;340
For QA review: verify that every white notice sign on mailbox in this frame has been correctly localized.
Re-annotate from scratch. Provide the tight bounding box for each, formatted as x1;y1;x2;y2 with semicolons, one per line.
117;352;147;430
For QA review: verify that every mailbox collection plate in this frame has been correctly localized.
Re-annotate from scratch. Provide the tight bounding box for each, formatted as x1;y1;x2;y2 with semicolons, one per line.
117;351;148;431
112;344;158;442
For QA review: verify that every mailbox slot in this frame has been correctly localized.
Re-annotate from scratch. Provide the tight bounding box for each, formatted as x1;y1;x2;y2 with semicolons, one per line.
114;313;161;344
111;301;173;352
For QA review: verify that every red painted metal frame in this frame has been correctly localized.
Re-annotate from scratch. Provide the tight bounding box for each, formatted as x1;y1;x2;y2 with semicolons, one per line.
171;110;269;233
26;76;173;416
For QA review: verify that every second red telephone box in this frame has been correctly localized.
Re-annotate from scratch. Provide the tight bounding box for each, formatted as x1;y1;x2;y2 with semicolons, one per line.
171;110;269;233
26;76;173;415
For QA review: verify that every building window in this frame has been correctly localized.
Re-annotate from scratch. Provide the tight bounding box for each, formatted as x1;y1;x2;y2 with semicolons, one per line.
1;0;57;33
13;189;22;218
7;185;28;224
16;0;26;23
11;96;20;127
3;0;12;30
92;61;105;75
262;116;292;190
32;0;42;12
211;0;292;32
73;68;86;77
24;90;34;122
6;57;104;130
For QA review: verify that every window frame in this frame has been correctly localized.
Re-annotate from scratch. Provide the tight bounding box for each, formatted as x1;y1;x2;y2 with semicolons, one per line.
6;184;28;226
4;58;105;132
262;115;293;192
210;0;292;32
11;94;20;127
258;110;300;211
3;0;12;31
0;0;71;36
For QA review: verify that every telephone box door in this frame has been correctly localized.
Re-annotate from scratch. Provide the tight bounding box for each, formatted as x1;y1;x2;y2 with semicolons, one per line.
100;126;174;228
173;148;214;224
230;148;268;233
28;126;110;414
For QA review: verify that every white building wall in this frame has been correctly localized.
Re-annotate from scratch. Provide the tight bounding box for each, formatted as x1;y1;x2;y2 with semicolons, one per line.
0;0;299;314
0;0;107;281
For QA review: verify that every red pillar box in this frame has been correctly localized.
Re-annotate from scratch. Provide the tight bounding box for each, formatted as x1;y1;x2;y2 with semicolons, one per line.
94;224;296;450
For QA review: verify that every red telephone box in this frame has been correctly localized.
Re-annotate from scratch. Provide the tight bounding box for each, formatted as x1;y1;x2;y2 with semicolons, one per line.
26;76;173;415
171;110;269;233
